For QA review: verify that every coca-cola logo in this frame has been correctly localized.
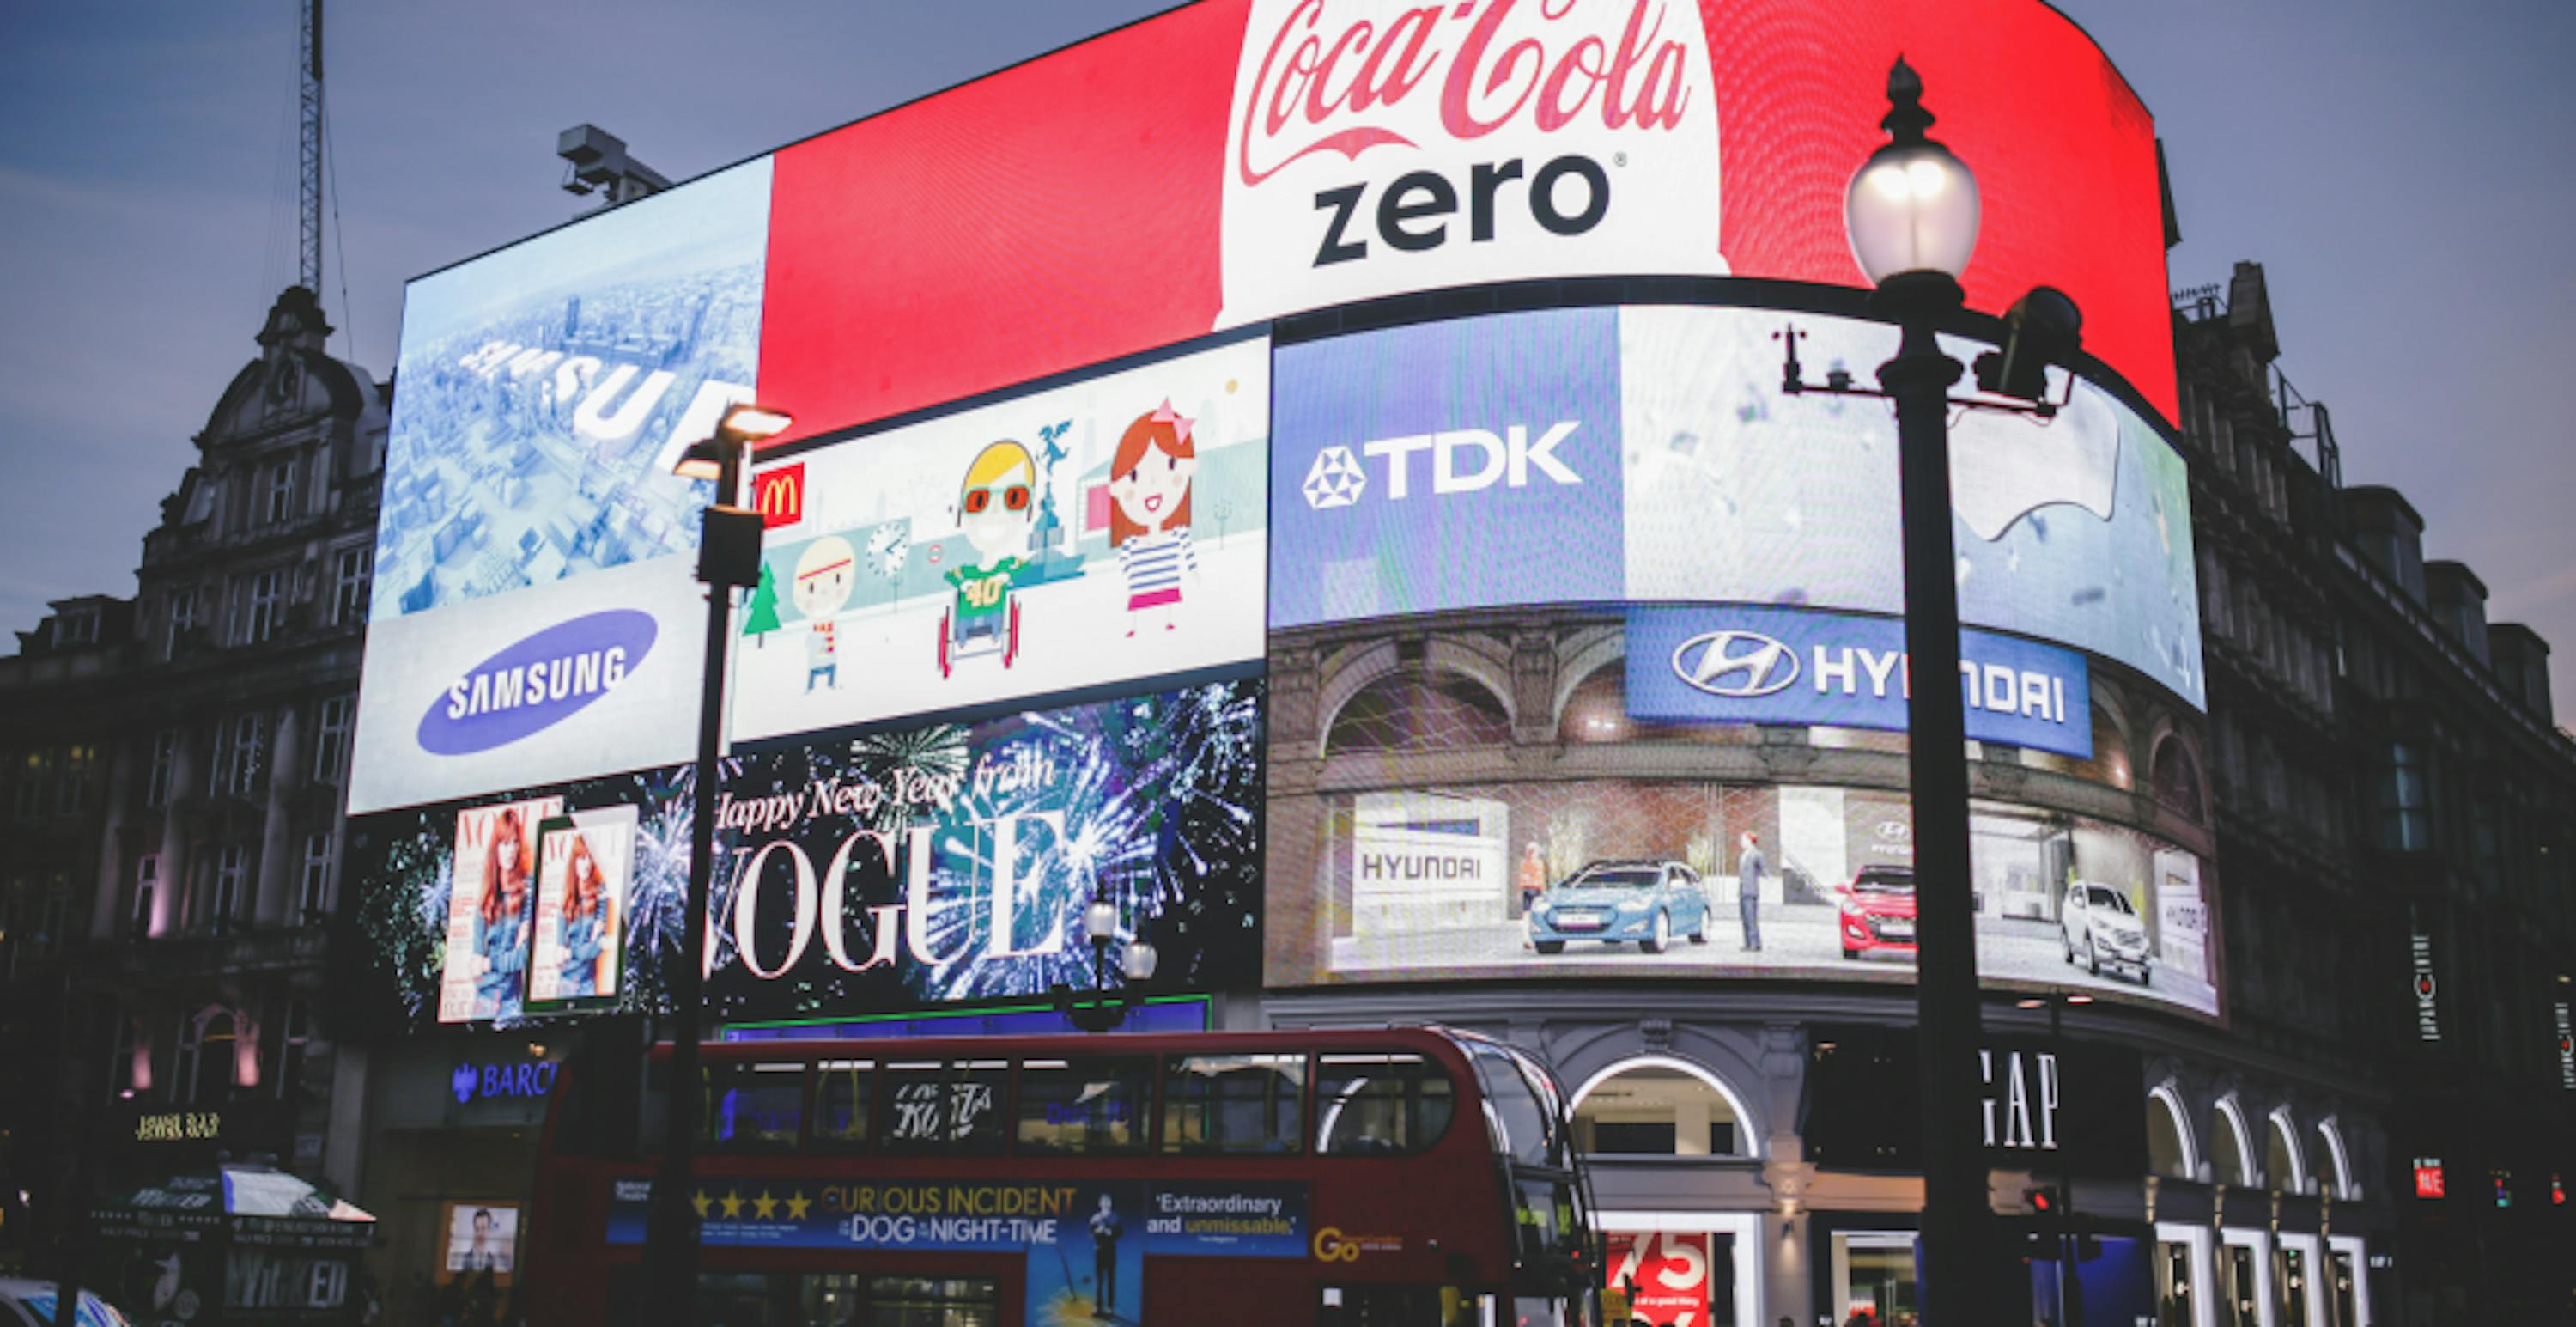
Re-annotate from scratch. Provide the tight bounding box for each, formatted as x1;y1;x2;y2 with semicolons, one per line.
1237;0;1698;188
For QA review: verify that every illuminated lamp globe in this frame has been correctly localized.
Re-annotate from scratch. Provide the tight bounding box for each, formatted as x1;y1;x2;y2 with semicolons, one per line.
1084;898;1120;944
1844;58;1980;286
1122;940;1159;983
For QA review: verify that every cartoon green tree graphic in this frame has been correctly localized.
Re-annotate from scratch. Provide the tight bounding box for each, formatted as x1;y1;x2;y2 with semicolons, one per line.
741;561;783;647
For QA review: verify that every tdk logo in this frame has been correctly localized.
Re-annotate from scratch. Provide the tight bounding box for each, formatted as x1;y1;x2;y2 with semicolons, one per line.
416;610;656;758
1672;630;1800;698
1301;423;1583;510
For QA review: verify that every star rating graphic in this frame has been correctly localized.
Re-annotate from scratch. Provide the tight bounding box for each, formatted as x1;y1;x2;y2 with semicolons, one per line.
688;1185;815;1226
1303;445;1366;510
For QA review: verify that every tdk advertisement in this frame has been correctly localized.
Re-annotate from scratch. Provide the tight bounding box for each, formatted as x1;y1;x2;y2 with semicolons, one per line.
1624;605;2093;758
1270;305;1625;626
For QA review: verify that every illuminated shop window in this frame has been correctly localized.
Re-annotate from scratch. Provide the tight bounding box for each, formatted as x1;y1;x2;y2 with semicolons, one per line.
1571;1057;1747;1159
1328;671;1510;754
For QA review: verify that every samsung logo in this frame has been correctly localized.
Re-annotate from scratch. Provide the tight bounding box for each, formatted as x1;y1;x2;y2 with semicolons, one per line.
416;610;657;756
1671;630;1800;698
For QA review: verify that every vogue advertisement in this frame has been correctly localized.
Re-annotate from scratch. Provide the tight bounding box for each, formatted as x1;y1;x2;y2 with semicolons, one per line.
1270;304;2202;708
707;677;1265;1020
437;797;561;1024
737;336;1269;743
526;807;637;1012
1264;776;2221;1018
346;764;693;1034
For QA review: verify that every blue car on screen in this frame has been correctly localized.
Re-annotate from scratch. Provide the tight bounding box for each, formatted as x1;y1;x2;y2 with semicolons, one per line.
1525;860;1713;956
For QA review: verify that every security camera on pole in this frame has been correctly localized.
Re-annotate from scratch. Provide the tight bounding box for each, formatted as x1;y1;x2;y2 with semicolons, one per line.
1777;58;2087;1324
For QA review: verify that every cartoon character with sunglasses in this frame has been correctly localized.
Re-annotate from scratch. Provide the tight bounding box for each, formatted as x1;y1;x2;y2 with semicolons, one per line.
939;439;1034;676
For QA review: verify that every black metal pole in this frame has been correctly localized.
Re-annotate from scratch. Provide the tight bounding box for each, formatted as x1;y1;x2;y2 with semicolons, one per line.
644;435;740;1327
2052;996;2083;1327
1876;271;1991;1325
51;975;97;1327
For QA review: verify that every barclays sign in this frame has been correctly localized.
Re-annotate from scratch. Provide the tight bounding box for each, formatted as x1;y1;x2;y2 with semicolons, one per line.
1626;605;2093;758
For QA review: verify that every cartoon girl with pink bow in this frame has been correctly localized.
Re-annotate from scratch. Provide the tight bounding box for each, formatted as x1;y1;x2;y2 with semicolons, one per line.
1108;399;1202;636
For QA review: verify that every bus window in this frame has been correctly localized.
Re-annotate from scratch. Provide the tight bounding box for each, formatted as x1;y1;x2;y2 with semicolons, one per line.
1314;1053;1455;1155
1017;1056;1151;1154
811;1059;874;1153
1466;1042;1562;1168
702;1061;803;1154
1162;1054;1305;1154
878;1059;1010;1154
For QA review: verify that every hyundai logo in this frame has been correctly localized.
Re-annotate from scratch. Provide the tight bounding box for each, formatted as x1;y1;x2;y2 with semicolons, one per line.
1670;630;1800;698
1877;821;1913;842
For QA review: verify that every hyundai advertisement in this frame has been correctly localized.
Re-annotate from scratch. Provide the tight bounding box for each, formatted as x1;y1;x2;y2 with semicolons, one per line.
736;335;1270;744
1625;605;2094;758
1263;776;2220;1017
1271;304;2202;709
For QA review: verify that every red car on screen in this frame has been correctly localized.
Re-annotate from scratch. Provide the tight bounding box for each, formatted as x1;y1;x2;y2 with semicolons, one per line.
1838;865;1918;960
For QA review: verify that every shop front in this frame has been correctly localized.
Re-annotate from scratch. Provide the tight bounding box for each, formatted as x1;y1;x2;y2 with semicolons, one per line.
355;1027;620;1327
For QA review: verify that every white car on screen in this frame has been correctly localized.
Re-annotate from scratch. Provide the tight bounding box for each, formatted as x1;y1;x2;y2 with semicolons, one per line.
2060;881;2152;983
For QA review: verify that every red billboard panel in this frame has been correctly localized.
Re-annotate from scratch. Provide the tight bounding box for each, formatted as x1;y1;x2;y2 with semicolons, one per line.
758;0;2172;444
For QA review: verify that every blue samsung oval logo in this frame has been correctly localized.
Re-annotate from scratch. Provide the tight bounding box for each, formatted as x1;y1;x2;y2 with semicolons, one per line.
416;610;657;756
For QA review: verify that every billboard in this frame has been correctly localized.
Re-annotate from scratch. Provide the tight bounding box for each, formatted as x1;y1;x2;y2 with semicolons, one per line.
1625;605;2093;758
346;764;696;1033
707;678;1265;1020
1263;776;2220;1018
347;557;707;816
755;0;2175;441
374;160;771;622
736;337;1270;742
526;807;637;1012
1273;304;2203;707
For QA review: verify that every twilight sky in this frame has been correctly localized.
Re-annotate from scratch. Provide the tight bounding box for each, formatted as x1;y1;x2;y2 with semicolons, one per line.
2;0;2570;719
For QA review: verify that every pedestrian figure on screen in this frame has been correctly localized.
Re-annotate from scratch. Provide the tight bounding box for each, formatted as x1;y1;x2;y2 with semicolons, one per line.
1737;831;1767;951
1088;1191;1123;1317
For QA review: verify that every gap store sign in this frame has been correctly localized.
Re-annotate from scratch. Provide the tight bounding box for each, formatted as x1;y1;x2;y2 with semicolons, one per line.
1625;605;2092;758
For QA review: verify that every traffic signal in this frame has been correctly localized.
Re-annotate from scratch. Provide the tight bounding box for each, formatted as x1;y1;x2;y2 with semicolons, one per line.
2026;1184;2060;1215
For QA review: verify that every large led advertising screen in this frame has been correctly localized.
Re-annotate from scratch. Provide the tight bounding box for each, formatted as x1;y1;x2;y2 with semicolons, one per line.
344;680;1264;1030
756;0;2176;441
1272;304;2203;708
736;336;1270;743
373;160;771;622
1263;776;2219;1017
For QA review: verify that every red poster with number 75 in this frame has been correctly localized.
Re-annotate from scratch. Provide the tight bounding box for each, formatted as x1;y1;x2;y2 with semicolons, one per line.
1607;1231;1713;1327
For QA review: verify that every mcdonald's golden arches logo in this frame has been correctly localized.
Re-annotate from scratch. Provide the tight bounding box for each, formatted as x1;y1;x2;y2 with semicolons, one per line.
752;464;805;529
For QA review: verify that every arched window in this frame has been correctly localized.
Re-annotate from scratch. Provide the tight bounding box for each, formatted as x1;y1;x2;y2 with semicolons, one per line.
2151;735;2207;820
175;1006;240;1106
2315;1119;2354;1200
2266;1108;2306;1193
2210;1098;2253;1185
1570;1056;1752;1159
1327;670;1510;754
2147;1085;2198;1181
1557;664;1758;746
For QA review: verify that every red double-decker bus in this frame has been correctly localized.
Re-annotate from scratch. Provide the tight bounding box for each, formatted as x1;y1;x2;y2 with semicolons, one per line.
526;1026;1602;1326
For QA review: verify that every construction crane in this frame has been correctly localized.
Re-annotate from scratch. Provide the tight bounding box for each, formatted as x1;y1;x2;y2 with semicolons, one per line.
297;0;323;295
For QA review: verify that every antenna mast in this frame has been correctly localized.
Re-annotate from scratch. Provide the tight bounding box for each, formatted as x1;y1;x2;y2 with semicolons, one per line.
298;0;324;294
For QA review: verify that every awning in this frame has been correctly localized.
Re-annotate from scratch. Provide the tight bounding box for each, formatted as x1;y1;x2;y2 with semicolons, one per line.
92;1165;376;1251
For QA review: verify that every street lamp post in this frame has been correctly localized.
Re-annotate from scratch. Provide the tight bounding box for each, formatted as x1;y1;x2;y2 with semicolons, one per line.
1777;57;2082;1323
1845;58;1995;1325
643;401;792;1327
1051;890;1158;1034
